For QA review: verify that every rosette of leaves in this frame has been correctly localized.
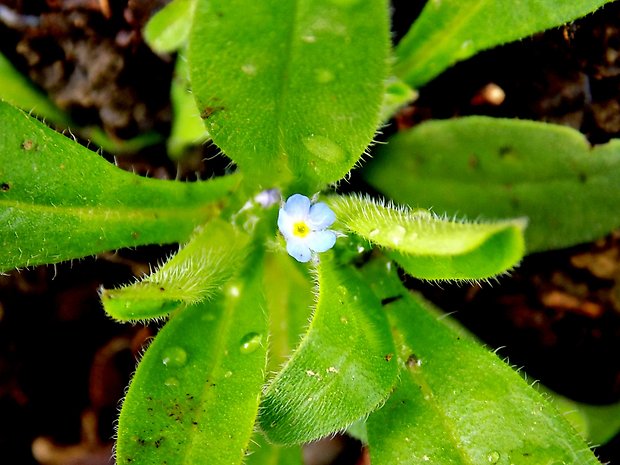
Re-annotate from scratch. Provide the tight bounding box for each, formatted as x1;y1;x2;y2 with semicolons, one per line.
1;0;618;464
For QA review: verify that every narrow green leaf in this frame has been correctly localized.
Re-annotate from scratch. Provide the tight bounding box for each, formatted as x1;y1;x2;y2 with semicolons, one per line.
101;219;249;321
380;77;417;122
0;53;69;124
0;101;238;271
361;258;602;465
365;116;620;252
542;387;620;446
116;252;268;465
259;253;398;445
188;0;390;190
144;0;196;53
0;53;161;154
395;0;614;87
330;195;526;280
263;253;314;373
168;53;210;159
246;433;303;465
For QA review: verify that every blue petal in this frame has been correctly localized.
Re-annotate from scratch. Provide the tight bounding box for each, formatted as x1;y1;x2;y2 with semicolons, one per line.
308;202;336;230
307;230;337;253
277;207;294;239
286;238;312;263
283;194;311;218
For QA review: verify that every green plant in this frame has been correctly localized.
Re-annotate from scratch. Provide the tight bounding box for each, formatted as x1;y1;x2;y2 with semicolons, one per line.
2;1;620;464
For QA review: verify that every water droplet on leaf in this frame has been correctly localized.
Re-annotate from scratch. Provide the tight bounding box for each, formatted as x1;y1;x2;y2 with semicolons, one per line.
239;332;262;354
388;225;406;245
303;134;347;164
315;68;334;83
241;63;257;76
164;377;179;387
162;347;188;368
487;451;500;463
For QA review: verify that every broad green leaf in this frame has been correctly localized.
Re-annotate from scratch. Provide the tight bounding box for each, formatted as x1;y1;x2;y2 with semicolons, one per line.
101;219;249;321
0;52;69;124
0;101;238;271
259;253;398;445
188;0;390;190
246;433;303;465
362;258;602;465
144;0;196;53
330;195;526;280
116;251;268;465
395;0;614;87
168;53;210;159
365;116;620;252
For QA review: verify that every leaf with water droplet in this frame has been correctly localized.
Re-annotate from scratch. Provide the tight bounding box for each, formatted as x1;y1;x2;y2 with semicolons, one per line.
101;218;250;321
188;0;390;190
329;194;526;280
259;253;397;444
116;250;268;465
360;258;603;465
365;116;620;253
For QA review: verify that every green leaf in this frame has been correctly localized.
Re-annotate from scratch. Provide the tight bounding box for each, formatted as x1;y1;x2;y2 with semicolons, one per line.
246;433;303;465
542;388;620;446
0;53;161;154
330;195;526;280
101;218;249;321
395;0;614;87
365;116;620;253
144;0;196;53
116;251;268;465
263;253;314;374
259;253;398;445
361;258;602;465
0;101;238;271
380;77;417;122
0;52;69;124
188;0;390;190
168;53;210;159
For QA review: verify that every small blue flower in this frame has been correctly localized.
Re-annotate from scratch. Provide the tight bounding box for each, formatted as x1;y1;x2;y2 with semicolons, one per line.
277;194;337;263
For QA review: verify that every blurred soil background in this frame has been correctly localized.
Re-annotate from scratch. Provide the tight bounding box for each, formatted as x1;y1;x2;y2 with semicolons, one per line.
0;0;619;464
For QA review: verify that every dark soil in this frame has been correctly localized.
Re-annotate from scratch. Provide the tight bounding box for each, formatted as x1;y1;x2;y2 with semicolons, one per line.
0;1;619;464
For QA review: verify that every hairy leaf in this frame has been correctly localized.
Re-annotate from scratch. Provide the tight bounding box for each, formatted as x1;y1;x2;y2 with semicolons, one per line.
365;116;620;252
259;253;398;445
116;252;268;465
362;258;602;465
188;0;390;190
0;101;237;271
395;0;614;87
330;195;526;280
101;219;249;321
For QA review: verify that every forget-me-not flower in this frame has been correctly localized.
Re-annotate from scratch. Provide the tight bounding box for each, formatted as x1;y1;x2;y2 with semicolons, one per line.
277;194;337;263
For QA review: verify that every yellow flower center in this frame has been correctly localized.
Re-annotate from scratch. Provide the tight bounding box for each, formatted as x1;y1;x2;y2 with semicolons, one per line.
293;221;310;238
